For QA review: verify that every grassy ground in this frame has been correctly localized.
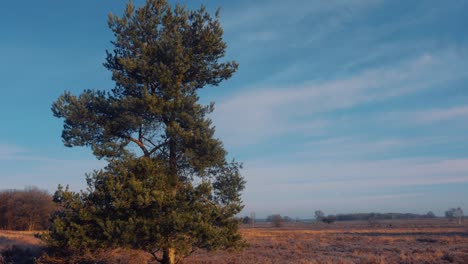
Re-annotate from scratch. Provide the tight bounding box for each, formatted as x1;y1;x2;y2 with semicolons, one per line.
0;230;43;263
1;219;467;263
188;219;468;264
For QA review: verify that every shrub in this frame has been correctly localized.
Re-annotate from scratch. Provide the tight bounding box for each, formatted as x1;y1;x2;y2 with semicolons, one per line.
0;187;55;231
322;215;336;224
267;214;283;227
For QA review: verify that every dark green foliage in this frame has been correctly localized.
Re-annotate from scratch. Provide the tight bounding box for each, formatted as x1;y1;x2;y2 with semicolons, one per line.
314;210;324;221
322;215;336;224
426;211;436;218
48;0;244;263
334;212;439;221
51;0;237;163
45;158;245;259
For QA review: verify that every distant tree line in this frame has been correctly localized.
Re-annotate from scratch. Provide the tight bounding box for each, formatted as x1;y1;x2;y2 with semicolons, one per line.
312;210;438;223
244;208;461;228
333;212;436;221
0;187;55;230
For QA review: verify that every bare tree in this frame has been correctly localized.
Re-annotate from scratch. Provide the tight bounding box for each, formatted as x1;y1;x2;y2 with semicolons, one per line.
454;208;463;225
250;211;256;228
315;210;325;222
267;214;283;227
446;207;464;225
0;187;55;230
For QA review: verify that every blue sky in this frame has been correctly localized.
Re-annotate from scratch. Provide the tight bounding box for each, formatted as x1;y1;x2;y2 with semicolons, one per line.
1;0;467;218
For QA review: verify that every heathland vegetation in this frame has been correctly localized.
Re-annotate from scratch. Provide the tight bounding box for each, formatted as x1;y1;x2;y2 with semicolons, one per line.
0;188;466;263
1;217;467;263
1;1;467;263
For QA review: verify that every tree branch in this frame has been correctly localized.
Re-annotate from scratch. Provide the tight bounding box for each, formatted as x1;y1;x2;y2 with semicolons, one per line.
150;250;163;263
148;139;168;156
142;135;157;148
124;135;150;157
138;125;143;143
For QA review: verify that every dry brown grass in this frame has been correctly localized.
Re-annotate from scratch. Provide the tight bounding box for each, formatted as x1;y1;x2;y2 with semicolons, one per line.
186;219;468;264
0;231;42;248
0;230;44;263
1;219;467;263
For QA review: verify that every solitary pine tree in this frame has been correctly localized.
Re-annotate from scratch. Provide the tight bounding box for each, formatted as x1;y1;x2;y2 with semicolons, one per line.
47;1;245;263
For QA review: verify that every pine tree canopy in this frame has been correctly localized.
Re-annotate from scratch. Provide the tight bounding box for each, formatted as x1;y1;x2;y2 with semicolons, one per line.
46;1;245;263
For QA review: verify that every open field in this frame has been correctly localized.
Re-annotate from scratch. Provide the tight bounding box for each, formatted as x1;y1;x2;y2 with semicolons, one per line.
0;230;43;263
188;219;468;264
1;219;467;263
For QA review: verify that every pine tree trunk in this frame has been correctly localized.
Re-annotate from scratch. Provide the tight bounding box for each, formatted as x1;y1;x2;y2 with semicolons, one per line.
162;248;176;264
169;140;177;185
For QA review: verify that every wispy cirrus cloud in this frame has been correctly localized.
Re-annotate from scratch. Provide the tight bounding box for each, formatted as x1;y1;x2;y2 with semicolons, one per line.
222;0;383;31
221;0;385;64
0;143;105;191
0;144;27;158
245;157;468;195
244;192;426;216
399;106;468;124
416;106;468;123
241;156;468;216
298;137;415;160
214;48;468;146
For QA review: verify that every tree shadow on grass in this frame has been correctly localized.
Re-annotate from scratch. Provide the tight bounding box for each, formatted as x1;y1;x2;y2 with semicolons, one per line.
0;234;43;264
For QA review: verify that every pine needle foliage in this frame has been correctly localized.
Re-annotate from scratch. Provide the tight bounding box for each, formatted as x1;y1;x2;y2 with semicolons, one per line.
46;1;245;263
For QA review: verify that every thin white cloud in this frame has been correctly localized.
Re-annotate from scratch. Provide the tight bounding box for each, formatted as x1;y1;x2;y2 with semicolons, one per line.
0;144;27;158
292;134;466;161
222;0;382;31
222;0;384;62
244;192;426;217
243;157;468;202
0;143;106;192
298;137;408;159
410;106;468;124
377;105;468;127
240;30;279;43
214;49;468;146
